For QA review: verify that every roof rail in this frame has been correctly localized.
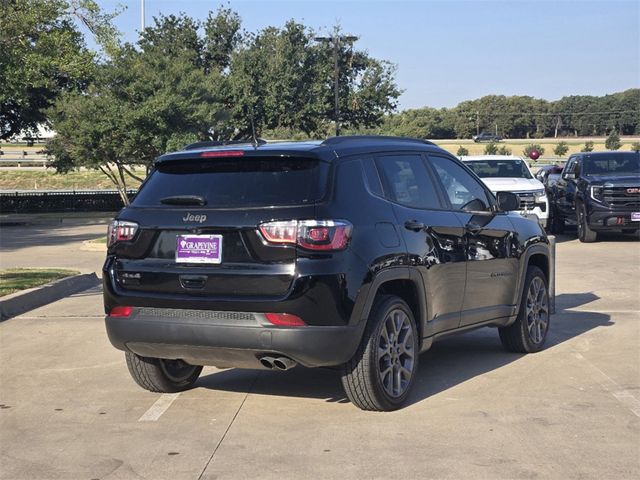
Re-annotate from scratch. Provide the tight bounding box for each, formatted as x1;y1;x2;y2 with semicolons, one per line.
321;135;435;146
184;139;267;150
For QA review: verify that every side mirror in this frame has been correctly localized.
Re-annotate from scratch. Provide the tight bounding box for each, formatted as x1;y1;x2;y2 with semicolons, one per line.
495;191;519;212
563;172;576;180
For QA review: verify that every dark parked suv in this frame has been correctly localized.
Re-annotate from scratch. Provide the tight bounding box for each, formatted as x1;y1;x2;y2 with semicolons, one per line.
104;136;554;411
548;151;640;242
472;132;503;143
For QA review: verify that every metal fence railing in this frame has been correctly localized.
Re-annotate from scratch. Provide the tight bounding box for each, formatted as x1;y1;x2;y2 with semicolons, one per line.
0;190;137;213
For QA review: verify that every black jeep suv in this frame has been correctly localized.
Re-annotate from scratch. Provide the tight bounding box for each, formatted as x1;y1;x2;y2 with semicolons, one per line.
548;151;640;242
104;136;554;411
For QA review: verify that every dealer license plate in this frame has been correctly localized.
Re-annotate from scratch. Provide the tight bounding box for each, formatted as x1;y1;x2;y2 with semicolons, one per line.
631;212;640;222
175;235;222;264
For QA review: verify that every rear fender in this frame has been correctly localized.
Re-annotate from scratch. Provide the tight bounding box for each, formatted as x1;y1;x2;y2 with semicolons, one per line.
509;242;554;325
351;267;428;344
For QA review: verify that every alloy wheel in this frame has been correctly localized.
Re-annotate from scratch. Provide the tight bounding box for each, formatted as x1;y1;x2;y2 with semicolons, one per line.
526;277;549;344
377;308;416;398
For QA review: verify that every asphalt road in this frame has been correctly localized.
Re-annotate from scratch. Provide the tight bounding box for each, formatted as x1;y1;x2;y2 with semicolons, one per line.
0;225;639;479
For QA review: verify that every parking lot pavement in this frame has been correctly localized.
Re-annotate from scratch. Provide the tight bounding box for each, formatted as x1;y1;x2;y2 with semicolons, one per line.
1;232;639;479
0;220;107;273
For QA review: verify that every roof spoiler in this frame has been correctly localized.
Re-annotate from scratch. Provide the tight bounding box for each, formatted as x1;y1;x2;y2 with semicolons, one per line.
321;135;435;146
184;139;267;150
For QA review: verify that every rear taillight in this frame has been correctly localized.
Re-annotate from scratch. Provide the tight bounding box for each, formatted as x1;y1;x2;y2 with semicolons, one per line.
109;306;132;317
265;313;306;326
107;220;139;247
258;220;352;251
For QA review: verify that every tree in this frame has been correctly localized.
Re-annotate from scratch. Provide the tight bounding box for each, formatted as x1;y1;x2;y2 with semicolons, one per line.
581;141;594;152
456;146;469;156
523;144;545;158
553;141;569;157
484;142;498;155
497;145;512;155
48;10;403;203
605;130;622;150
228;23;401;138
48;12;233;205
0;0;120;140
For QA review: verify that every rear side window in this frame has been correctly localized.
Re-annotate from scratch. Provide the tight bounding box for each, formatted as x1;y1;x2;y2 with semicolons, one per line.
133;157;328;208
375;154;442;209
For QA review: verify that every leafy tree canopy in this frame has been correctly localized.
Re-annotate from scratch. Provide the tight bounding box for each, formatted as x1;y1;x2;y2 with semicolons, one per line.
0;0;120;140
47;8;402;203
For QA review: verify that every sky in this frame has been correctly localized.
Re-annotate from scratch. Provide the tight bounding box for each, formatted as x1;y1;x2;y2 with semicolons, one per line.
92;0;640;111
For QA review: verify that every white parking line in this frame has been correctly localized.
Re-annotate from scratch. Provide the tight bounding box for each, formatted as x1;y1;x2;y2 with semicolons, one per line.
138;393;181;422
573;352;640;418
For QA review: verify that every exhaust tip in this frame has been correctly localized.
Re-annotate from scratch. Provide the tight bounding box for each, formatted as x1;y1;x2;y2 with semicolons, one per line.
259;357;275;369
273;357;296;371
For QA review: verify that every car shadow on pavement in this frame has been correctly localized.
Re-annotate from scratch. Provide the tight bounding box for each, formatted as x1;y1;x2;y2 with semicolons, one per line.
196;291;611;408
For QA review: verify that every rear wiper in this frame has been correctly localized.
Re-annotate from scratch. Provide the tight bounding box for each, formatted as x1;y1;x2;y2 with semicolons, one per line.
160;195;207;206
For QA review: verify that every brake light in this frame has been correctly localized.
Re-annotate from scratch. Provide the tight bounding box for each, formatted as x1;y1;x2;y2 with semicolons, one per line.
107;220;139;247
110;306;132;317
259;221;298;244
258;220;353;251
265;313;306;326
200;150;245;158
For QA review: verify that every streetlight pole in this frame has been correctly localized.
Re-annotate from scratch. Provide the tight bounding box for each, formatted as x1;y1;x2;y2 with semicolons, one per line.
314;35;358;137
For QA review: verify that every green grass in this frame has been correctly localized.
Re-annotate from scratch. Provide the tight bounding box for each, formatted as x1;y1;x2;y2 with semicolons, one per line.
0;170;144;190
0;268;80;297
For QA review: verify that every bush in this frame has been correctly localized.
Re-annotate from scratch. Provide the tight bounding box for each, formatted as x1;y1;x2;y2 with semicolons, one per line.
581;141;594;152
484;142;498;155
497;145;512;155
631;142;640;152
553;141;569;157
456;146;469;156
605;130;622;150
523;143;545;159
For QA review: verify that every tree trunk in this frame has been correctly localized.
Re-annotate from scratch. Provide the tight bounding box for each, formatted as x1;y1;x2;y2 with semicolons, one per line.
99;164;130;206
554;116;561;138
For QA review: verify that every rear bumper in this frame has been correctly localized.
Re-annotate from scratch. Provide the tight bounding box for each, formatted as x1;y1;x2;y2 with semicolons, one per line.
105;307;365;369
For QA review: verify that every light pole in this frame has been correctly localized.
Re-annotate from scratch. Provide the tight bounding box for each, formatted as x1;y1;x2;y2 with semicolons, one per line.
314;35;358;136
141;0;145;31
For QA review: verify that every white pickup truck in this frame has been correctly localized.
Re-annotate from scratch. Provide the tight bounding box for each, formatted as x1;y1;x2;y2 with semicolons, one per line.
461;155;549;228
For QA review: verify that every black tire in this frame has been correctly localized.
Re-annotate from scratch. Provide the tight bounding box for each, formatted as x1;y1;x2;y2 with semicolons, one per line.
341;295;419;411
576;203;597;243
548;206;565;234
499;266;550;354
125;352;203;393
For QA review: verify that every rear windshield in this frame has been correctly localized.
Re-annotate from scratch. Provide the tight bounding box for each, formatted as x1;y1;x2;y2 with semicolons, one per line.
465;159;532;179
582;153;640;176
132;157;328;208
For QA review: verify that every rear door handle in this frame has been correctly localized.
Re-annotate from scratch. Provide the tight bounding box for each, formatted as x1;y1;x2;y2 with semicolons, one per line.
404;220;425;232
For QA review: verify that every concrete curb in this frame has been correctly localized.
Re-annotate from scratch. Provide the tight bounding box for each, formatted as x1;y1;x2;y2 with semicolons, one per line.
80;239;107;252
0;272;101;321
